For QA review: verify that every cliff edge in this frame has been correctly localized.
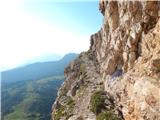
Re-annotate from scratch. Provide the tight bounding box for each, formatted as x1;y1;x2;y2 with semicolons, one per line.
52;1;160;120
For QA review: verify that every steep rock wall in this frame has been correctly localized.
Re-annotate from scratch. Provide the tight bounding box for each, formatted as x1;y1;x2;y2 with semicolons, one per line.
52;1;160;120
93;1;159;74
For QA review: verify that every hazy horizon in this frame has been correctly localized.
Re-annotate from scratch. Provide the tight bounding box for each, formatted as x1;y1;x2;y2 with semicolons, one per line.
0;53;78;72
0;0;102;71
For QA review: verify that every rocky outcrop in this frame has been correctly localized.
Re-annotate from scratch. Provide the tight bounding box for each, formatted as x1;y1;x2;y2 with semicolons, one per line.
52;1;160;120
52;53;104;120
104;18;160;120
94;1;159;75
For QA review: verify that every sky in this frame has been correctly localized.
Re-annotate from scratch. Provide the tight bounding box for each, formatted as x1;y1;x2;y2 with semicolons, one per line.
0;0;103;71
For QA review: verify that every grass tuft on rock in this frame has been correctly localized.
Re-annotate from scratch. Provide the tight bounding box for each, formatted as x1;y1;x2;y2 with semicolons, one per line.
54;97;75;120
54;105;66;120
79;63;86;75
96;112;121;120
90;91;105;114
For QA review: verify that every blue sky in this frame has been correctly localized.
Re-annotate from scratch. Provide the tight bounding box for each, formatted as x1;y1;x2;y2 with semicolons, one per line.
0;0;103;71
23;1;102;34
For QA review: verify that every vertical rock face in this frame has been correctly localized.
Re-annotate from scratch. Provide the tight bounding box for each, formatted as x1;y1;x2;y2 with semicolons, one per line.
52;1;160;120
94;1;159;75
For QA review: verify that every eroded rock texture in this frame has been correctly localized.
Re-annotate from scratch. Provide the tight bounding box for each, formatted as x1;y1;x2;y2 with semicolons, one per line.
95;1;159;75
52;1;160;120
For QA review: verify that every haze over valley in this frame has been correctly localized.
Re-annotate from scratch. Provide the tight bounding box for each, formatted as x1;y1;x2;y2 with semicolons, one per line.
1;53;77;120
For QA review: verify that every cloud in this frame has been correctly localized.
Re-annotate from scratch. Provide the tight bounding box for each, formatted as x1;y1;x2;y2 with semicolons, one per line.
0;0;90;71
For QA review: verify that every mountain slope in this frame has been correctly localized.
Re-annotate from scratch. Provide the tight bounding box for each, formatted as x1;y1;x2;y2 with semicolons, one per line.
2;76;64;120
1;53;78;83
1;53;78;120
52;1;160;120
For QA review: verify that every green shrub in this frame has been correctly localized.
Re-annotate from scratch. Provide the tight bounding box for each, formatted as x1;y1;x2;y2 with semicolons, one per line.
66;97;75;111
54;97;75;120
90;91;105;114
54;105;66;120
96;112;121;120
79;63;86;75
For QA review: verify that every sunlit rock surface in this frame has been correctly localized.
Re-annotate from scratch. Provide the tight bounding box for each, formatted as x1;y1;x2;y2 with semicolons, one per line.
52;1;160;120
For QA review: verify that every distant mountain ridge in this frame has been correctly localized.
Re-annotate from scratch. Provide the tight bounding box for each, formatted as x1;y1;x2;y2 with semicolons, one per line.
0;54;62;72
20;54;62;65
2;53;78;83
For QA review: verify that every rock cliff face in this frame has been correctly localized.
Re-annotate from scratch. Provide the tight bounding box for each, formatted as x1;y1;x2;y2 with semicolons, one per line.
52;1;160;120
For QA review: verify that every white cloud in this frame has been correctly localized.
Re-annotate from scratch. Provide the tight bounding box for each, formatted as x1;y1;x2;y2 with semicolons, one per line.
0;0;90;71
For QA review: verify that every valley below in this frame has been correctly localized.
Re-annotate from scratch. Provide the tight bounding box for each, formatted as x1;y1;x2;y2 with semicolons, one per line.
1;53;77;120
2;76;64;120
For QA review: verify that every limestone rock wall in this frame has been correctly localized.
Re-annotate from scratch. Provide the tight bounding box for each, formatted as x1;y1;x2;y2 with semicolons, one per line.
91;1;159;75
96;1;160;119
52;1;160;120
